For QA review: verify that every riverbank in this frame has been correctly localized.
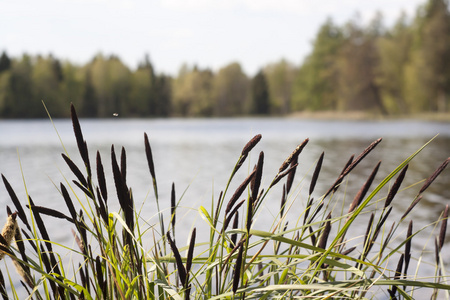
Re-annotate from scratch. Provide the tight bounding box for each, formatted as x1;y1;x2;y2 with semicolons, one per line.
289;110;450;122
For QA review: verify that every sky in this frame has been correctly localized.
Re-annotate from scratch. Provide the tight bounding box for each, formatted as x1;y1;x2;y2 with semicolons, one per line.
1;0;426;76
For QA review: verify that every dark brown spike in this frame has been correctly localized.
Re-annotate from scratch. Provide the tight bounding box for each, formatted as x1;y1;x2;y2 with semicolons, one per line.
95;256;104;291
70;104;91;177
279;138;309;173
96;188;108;224
233;243;244;294
241;134;262;156
26;205;73;223
309;152;324;196
1;174;30;231
385;164;408;208
303;197;314;225
171;183;176;234
401;195;423;220
225;169;256;214
60;183;77;222
279;185;286;219
308;201;324;224
231;212;239;248
317;212;332;250
270;163;298;189
349;161;381;213
185;228;196;286
439;205;448;251
96;151;108;203
166;232;186;286
144;133;156;181
404;220;413;277
224;200;245;232
362;213;375;260
120;146;127;186
61;153;88;188
251;151;264;202
419;157;450;195
331;154;355;195
286;151;300;195
73;180;94;199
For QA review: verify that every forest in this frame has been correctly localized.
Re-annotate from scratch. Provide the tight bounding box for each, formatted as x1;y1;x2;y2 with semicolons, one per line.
0;0;449;118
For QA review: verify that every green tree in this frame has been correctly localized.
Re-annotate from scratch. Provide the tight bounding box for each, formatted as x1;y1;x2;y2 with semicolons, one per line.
128;55;156;116
292;18;343;111
376;12;413;114
251;70;270;115
0;51;11;73
213;62;250;116
264;59;296;114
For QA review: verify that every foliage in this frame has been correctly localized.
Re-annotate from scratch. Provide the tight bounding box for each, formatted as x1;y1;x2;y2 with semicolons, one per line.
1;0;450;118
0;104;449;299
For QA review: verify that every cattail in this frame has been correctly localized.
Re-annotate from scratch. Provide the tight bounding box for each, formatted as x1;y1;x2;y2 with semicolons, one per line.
309;152;324;196
70;104;91;177
120;146;127;186
61;183;78;222
233;243;244;294
419;157;450;195
144;133;157;182
324;155;354;199
438;205;448;251
270;163;298;189
224;200;245;232
404;220;413;278
317;212;332;250
185;228;196;290
349;161;381;214
2;175;30;231
61;153;88;188
241;134;262;156
167;232;186;287
171;183;176;236
225;169;256;214
26;205;73;223
0;213;18;260
279;138;309;173
279;185;287;219
384;164;408;208
251;151;264;202
401;195;423;220
96;151;108;203
231;212;239;248
73;180;94;199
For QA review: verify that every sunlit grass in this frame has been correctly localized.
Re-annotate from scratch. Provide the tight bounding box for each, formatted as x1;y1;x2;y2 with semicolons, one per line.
0;104;449;299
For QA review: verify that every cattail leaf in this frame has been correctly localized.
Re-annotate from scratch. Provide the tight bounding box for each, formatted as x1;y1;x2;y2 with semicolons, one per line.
242;134;262;156
309;152;324;196
61;153;88;188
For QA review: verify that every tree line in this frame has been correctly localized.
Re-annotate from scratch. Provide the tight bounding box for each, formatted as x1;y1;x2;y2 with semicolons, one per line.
0;0;449;118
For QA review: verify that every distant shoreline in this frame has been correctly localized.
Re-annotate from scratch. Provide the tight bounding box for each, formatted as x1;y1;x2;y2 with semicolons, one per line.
288;111;450;122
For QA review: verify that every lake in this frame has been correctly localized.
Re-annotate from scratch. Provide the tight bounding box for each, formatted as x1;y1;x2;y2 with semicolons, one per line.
0;117;449;297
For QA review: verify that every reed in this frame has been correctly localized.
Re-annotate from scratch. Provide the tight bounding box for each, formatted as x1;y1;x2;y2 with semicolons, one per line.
0;104;449;299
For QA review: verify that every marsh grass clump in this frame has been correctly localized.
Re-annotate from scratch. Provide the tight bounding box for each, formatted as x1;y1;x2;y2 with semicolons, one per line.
0;104;449;299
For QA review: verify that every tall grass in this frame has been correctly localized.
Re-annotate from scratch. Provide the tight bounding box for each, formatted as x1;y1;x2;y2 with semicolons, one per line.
0;104;449;299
